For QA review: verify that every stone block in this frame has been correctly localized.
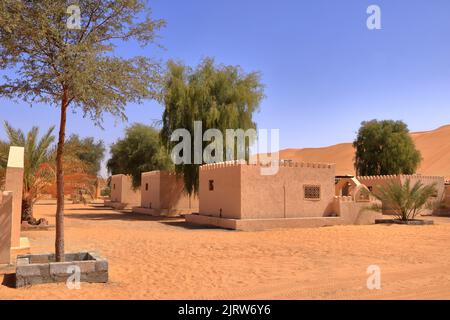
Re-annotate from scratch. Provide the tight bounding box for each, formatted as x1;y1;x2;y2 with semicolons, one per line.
15;252;108;288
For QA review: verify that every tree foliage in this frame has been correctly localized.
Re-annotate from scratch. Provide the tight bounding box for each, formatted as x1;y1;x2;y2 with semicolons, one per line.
64;134;105;176
160;58;264;195
0;121;55;220
0;0;164;261
0;140;8;187
353;120;422;176
370;179;437;221
0;0;164;117
107;123;172;189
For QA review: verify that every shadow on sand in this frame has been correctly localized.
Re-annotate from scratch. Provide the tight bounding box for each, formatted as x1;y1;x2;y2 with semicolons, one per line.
64;204;230;230
65;211;182;222
159;220;228;231
65;207;119;212
1;274;16;288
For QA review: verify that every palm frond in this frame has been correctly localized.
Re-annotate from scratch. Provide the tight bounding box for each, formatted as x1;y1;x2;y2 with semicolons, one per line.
3;121;25;146
371;179;438;221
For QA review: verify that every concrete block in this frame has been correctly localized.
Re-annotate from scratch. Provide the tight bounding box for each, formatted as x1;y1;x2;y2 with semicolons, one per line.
95;259;108;272
15;252;108;288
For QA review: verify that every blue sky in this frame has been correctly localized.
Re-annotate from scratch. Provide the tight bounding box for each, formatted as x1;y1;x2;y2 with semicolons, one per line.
1;0;450;177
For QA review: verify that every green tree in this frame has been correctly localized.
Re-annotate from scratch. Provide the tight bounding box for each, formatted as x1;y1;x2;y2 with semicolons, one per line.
0;0;164;261
353;120;421;176
64;135;105;176
0;121;55;221
0;140;10;188
107;123;172;189
370;179;437;221
160;58;264;195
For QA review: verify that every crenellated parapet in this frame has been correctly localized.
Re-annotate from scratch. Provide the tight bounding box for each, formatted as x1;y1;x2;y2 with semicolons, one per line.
334;195;353;202
142;170;178;176
357;174;444;180
357;175;399;180
200;160;335;171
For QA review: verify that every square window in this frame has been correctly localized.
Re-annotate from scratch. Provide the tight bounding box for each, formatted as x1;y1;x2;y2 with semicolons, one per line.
209;180;214;191
304;185;320;200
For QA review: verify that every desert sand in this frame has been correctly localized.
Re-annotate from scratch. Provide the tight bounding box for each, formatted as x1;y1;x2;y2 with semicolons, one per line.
278;125;450;179
1;202;450;300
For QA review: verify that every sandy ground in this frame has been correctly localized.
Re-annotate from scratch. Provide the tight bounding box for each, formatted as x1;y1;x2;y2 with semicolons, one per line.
1;202;450;300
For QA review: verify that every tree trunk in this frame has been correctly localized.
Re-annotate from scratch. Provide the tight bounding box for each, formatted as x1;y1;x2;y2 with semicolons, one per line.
55;90;68;262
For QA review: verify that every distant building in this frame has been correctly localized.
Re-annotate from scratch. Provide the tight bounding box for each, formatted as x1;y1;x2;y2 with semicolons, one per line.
355;175;445;216
133;171;198;217
106;174;140;210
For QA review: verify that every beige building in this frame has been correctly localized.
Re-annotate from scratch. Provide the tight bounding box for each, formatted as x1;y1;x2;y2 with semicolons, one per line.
133;171;198;216
186;161;381;231
106;174;141;210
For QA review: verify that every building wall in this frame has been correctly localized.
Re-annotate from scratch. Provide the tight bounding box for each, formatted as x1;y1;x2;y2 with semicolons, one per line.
140;172;161;209
333;196;382;225
140;171;198;211
199;162;336;220
110;174;140;205
0;192;13;265
159;172;198;210
240;163;336;219
110;174;123;203
199;164;241;219
4;146;24;248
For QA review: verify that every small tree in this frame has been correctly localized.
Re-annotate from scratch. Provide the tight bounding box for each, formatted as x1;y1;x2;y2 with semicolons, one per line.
64;135;105;176
107;123;172;189
371;179;437;221
0;141;8;187
0;1;164;261
353;120;422;176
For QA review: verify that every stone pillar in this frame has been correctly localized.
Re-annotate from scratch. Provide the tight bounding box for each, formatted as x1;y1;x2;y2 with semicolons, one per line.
0;192;13;265
4;146;24;248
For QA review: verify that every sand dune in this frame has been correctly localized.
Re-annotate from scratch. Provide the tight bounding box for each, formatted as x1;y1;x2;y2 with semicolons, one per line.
277;125;450;179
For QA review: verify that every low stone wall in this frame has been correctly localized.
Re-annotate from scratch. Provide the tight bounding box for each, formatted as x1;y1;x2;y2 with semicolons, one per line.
186;214;345;231
132;206;197;217
333;196;383;225
15;252;108;288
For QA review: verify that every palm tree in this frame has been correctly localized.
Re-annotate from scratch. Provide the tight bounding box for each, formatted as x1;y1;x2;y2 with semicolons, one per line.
371;179;438;221
0;121;55;221
0;140;8;187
